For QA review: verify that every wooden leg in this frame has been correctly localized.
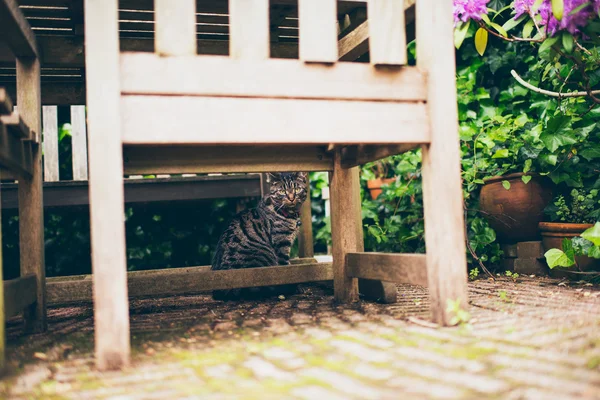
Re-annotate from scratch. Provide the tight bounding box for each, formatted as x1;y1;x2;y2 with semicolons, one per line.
417;0;469;325
85;0;130;370
16;58;46;333
0;171;5;374
297;184;314;259
330;150;360;303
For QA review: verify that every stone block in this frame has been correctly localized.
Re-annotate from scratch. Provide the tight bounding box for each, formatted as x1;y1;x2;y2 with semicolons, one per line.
517;241;545;259
514;258;549;276
501;244;518;258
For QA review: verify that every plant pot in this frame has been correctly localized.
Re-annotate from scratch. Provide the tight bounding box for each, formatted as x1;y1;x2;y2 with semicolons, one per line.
539;222;600;279
479;173;554;243
367;177;396;200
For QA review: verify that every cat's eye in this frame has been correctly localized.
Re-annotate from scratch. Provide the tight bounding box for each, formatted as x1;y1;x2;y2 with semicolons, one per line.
279;189;286;194
295;188;302;193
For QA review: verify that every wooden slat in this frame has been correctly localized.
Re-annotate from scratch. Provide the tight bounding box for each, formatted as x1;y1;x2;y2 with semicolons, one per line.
16;57;46;333
417;0;468;325
84;0;130;370
120;54;427;102
297;183;314;258
4;82;86;105
121;96;430;145
0;0;38;57
298;0;337;62
123;145;333;174
70;106;88;180
338;20;369;61
340;144;419;168
0;173;4;372
346;253;427;286
367;0;407;65
0;118;33;177
330;150;360;302
0;112;32;140
42;106;59;182
3;275;37;319
47;262;332;304
0;88;13;115
229;0;270;60
154;0;197;56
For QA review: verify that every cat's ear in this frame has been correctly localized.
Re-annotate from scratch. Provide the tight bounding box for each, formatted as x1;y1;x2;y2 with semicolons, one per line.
297;172;307;182
268;172;282;182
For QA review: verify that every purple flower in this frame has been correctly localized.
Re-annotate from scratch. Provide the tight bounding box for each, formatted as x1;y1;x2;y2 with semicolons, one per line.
511;0;596;36
454;0;490;24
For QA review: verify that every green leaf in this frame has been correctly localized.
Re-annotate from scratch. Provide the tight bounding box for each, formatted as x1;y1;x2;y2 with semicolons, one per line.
544;248;574;268
489;21;508;37
540;116;576;152
551;0;564;20
523;159;532;174
539;36;559;53
562;32;574;53
492;149;509;158
562;237;575;263
581;222;600;246
589;245;600;259
502;180;511;190
569;2;592;16
522;175;532;184
522;20;535;38
502;15;526;33
580;147;600;161
454;20;471;49
475;28;488;56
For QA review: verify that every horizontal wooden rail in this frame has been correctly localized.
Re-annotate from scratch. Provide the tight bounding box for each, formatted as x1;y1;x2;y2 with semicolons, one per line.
0;175;262;209
0;121;33;178
4;274;37;319
0;0;39;58
121;96;430;145
121;55;427;102
1;112;33;140
346;252;428;286
341;144;420;168
123;145;334;174
47;260;328;305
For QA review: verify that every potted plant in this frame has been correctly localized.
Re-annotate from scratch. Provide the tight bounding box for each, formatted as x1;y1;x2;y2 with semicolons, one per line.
363;158;397;200
540;189;600;278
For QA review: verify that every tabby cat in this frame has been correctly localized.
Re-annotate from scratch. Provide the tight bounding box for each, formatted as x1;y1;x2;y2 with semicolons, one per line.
211;172;308;300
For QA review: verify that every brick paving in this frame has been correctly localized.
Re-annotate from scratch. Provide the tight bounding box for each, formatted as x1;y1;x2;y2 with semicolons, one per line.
1;275;599;399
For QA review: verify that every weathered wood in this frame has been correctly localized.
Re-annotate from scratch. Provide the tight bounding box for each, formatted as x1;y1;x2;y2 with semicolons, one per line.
3;275;37;319
84;0;130;370
417;0;468;325
346;253;428;286
16;57;46;334
297;183;314;258
367;0;407;65
330;149;360;302
340;144;419;168
123;145;333;174
47;262;332;305
338;19;369;61
121;96;430;145
0;88;13;115
298;0;337;62
229;0;270;60
4;82;86;106
0;121;33;178
0;174;4;373
70;106;88;181
154;0;197;56
42;106;59;182
0;112;33;140
0;0;39;58
120;54;428;102
0;175;263;209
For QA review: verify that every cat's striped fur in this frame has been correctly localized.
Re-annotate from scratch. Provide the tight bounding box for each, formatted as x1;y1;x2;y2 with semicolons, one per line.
211;172;308;300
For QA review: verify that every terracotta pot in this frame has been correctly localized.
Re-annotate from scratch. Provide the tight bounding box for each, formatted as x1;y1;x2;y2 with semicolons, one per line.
539;222;600;279
479;173;554;243
367;177;396;200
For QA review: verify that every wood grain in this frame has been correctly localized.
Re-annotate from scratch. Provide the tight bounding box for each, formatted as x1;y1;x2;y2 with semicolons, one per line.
84;0;130;370
42;106;59;182
3;275;37;319
0;112;32;140
0;0;38;57
0;119;33;178
297;183;314;258
154;0;196;56
229;0;270;60
121;95;430;145
340;144;419;168
70;106;88;180
298;0;337;62
417;0;468;325
330;149;361;302
16;57;46;333
346;253;428;286
0;88;13;115
367;0;407;65
120;53;428;102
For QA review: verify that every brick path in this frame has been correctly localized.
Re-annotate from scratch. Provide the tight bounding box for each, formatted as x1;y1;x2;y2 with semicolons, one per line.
1;276;599;399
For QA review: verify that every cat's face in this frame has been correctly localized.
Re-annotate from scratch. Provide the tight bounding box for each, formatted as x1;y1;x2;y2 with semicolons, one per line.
268;172;308;210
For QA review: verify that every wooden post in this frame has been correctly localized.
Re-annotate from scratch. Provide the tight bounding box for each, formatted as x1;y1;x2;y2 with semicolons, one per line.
0;170;4;373
84;0;130;370
16;57;46;333
298;0;338;62
70;106;88;181
330;149;360;303
416;0;468;325
155;0;197;56
229;0;270;60
367;0;407;65
297;184;314;258
42;106;59;182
